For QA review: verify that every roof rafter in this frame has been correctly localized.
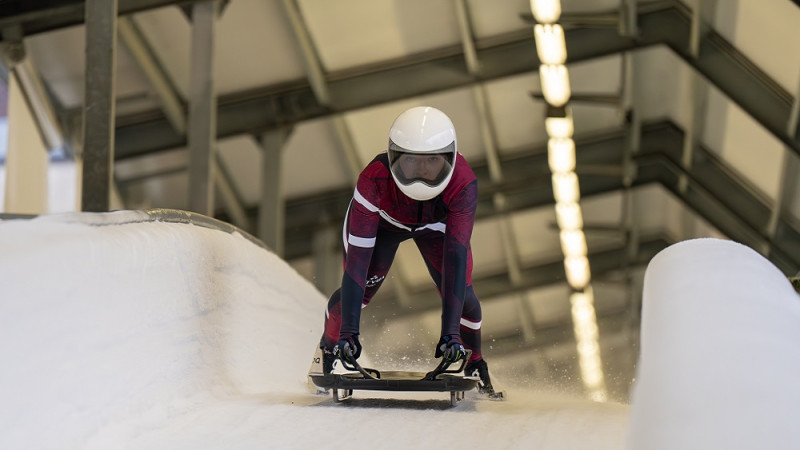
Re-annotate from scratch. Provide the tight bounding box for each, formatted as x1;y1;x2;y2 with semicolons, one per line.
102;1;799;161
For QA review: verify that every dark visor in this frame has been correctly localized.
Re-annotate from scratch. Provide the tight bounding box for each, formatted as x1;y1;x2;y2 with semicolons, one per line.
389;149;454;187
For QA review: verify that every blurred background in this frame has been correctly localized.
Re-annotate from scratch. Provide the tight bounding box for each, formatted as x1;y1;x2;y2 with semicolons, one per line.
0;0;798;402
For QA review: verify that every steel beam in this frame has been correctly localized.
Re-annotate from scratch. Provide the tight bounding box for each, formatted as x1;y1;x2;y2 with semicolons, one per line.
258;127;291;256
312;221;341;295
213;153;251;231
0;0;203;38
638;4;799;155
186;0;218;215
112;13;635;158
111;2;800;164
281;0;330;106
81;0;118;212
118;16;186;135
14;62;64;152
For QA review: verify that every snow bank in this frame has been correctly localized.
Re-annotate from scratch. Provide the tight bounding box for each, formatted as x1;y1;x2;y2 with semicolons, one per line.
0;211;325;448
0;210;631;450
627;238;800;449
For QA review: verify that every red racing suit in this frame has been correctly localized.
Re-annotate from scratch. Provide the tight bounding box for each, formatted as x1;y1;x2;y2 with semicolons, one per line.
321;152;484;361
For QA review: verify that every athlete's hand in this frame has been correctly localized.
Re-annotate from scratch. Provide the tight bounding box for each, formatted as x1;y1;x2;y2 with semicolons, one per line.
334;334;362;363
435;335;466;363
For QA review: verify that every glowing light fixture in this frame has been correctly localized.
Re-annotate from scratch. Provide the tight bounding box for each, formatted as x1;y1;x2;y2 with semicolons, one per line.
540;64;571;107
532;0;606;403
570;288;608;401
560;229;587;258
545;105;574;138
555;202;583;230
547;138;575;173
564;255;590;289
552;172;579;203
530;0;561;23
534;24;567;65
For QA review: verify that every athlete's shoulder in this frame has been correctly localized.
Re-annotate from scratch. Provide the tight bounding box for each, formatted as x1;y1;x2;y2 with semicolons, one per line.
358;153;391;179
439;153;477;207
448;153;477;188
355;153;394;207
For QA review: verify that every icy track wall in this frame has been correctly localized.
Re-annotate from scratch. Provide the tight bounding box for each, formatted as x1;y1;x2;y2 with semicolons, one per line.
0;210;325;448
627;238;800;450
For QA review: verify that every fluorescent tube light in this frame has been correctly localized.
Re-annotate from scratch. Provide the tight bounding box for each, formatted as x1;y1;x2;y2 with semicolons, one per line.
534;24;567;65
564;255;590;289
552;172;579;203
547;137;575;173
530;0;561;23
540;64;571;107
560;229;587;258
545;105;573;138
555;202;583;230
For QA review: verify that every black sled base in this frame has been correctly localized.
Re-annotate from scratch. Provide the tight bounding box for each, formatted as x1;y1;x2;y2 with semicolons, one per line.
309;353;479;406
309;371;479;406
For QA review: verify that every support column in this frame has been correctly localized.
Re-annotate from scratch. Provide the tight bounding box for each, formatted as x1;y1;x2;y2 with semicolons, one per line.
258;127;291;257
4;73;48;213
187;0;218;215
81;0;117;212
312;220;341;295
214;152;252;231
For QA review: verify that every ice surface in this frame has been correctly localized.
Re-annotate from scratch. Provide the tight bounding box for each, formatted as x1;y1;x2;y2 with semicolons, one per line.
0;211;629;449
627;238;800;450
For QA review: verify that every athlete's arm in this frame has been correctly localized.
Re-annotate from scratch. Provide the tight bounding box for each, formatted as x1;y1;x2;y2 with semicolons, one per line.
440;179;478;339
339;177;380;338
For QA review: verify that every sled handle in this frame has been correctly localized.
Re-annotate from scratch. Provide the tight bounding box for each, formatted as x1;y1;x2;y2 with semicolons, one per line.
423;350;471;381
339;347;381;379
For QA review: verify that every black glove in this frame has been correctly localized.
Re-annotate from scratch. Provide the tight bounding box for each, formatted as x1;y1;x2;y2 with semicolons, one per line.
333;334;362;363
435;335;466;363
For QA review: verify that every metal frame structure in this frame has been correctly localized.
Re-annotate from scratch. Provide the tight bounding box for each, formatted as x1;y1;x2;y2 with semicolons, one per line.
1;0;798;396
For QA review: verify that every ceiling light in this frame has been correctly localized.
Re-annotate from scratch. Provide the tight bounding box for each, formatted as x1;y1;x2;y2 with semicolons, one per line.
564;255;590;289
534;24;567;65
560;229;587;258
540;64;571;107
552;172;580;203
571;290;598;334
570;288;607;401
530;0;561;23
548;138;575;173
555;202;583;230
545;105;574;138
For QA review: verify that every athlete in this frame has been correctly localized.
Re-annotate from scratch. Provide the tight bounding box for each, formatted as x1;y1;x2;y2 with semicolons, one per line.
318;106;495;394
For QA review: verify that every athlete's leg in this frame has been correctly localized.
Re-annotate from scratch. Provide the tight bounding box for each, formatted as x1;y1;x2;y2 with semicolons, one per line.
459;284;483;362
413;230;483;362
321;227;406;350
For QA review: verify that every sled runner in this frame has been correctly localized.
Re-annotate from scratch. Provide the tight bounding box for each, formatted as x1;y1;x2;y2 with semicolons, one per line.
308;347;479;406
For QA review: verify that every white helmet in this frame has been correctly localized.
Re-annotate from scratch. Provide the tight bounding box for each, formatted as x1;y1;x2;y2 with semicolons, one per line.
387;106;457;201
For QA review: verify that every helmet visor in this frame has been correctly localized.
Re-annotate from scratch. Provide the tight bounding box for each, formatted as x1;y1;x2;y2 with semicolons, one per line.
388;141;455;187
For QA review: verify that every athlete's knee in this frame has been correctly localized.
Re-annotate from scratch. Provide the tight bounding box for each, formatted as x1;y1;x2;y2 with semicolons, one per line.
461;285;482;318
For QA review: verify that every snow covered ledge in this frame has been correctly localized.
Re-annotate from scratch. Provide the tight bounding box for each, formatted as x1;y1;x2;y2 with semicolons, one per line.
627;238;800;449
0;210;324;448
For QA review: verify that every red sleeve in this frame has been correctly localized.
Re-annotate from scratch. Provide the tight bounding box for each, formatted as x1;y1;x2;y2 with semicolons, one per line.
339;171;381;337
440;179;478;337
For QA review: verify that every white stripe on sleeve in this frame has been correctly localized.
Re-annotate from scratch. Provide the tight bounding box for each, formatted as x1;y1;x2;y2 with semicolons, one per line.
353;187;379;212
460;317;482;330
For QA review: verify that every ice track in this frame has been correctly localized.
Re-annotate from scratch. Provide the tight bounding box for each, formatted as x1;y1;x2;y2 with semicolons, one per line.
1;210;797;449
